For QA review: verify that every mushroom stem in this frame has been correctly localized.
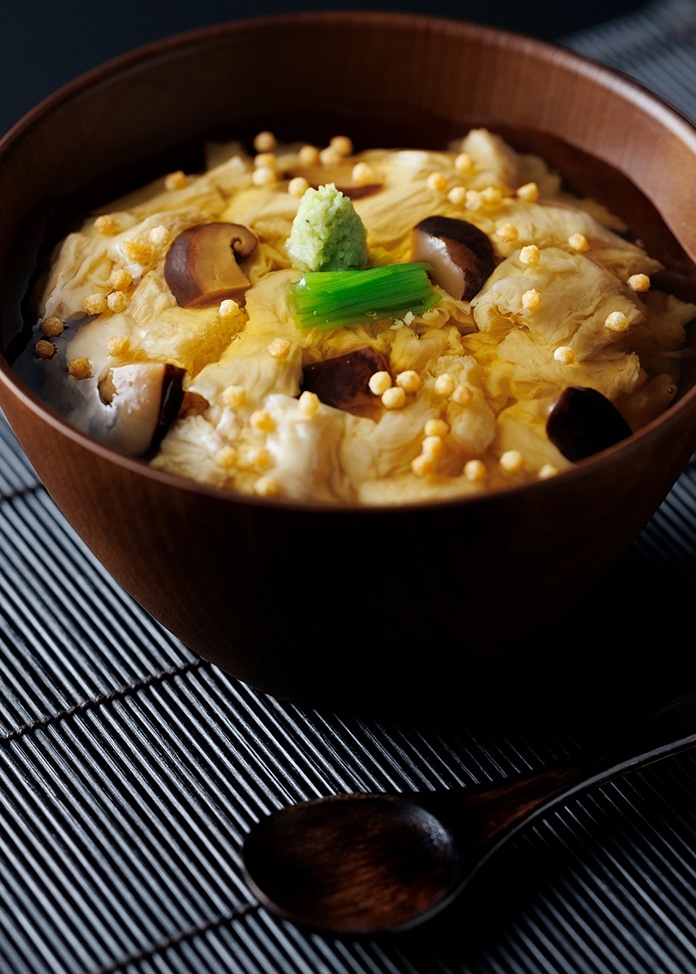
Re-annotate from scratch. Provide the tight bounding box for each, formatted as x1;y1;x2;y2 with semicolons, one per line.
98;362;185;457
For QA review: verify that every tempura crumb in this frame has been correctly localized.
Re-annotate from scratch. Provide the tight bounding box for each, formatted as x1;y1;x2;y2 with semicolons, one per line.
520;245;541;266
521;289;542;312
252;166;277;187
34;339;56;359
411;453;436;476
83;293;107;315
319;146;343;166
267;338;291;359
245;446;272;470
568;232;589;253
395;370;422;393
628;273;650;292
110;268;133;291
425;418;449;438
298;144;320;165
148;225;170;248
254;152;278;171
67;357;92;379
465;189;483;211
298;390;320;418
604;310;630;332
218;298;240;318
288;176;310;198
369;371;392;396
499;450;524;473
223;385;247;408
40;316;64;337
554;346;575;364
254;131;277;152
516;181;539;202
434;373;456;397
352;162;377;185
94;214;119;235
122;240;153;265
250;409;276;432
254;474;282;497
421;435;443;459
107;336;131;357
164;170;188;191
454;152;474;173
106;291;129;313
480;186;504;209
216;446;238;469
496;223;519;243
329;135;353;157
381;386;406;409
427;171;448;193
464;459;487;482
451;384;473;406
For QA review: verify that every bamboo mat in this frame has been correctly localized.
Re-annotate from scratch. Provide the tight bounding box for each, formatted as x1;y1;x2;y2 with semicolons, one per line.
3;1;696;970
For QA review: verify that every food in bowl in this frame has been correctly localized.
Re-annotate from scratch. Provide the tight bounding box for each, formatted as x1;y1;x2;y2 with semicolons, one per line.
14;127;695;505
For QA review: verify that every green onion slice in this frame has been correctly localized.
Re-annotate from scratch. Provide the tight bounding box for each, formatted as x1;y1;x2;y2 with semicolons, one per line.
290;262;440;332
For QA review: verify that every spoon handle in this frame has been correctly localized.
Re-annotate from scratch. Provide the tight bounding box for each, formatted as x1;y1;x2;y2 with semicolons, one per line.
427;687;696;853
574;685;696;786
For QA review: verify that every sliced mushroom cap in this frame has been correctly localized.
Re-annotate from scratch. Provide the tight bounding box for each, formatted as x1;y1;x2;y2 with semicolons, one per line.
286;163;382;200
164;222;258;308
301;346;389;410
98;362;185;457
411;216;497;300
546;386;633;461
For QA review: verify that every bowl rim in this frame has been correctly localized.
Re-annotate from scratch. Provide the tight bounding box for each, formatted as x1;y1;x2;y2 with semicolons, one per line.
5;9;696;149
2;9;696;515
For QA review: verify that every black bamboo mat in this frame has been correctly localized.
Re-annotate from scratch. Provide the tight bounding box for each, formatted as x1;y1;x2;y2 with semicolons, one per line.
3;2;696;970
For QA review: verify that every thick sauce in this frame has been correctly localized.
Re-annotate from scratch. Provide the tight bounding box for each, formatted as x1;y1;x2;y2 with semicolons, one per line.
14;128;695;504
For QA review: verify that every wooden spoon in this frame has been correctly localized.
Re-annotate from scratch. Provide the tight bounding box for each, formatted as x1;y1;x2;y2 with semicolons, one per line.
242;691;696;933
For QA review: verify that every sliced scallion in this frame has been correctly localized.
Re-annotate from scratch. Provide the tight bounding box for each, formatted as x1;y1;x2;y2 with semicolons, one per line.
290;262;440;332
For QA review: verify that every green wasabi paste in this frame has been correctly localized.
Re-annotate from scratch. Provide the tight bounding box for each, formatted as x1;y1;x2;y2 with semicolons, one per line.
286;183;368;272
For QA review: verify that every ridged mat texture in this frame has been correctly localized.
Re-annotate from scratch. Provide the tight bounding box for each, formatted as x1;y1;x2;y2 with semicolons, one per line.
3;1;696;970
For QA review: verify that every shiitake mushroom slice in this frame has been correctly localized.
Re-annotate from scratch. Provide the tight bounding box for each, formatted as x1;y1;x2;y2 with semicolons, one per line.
164;222;258;308
546;386;633;461
411;215;497;300
301;347;389;410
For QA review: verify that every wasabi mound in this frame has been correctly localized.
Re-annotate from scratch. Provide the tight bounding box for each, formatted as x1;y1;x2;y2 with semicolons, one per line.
286;183;368;272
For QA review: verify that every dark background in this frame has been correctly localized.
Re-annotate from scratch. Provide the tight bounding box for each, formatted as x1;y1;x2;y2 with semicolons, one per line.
1;0;647;140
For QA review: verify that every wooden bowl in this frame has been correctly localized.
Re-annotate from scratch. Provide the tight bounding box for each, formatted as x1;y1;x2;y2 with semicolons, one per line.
2;12;696;709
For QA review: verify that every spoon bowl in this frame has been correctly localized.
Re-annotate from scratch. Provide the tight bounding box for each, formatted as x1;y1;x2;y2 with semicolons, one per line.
242;692;696;933
244;795;460;931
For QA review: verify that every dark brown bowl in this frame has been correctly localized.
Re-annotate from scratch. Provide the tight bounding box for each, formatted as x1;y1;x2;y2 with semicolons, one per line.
2;11;696;709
